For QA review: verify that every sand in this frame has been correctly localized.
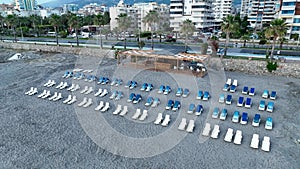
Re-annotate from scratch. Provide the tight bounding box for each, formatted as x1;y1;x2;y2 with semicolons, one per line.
0;48;299;169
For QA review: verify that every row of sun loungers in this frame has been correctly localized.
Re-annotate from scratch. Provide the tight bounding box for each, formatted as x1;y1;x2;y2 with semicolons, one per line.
250;134;271;152
178;118;195;133
132;109;148;121
94;101;110;112
242;86;255;96
259;100;275;112
25;87;38;96
196;90;210;100
187;104;203;115
223;79;238;92
154;113;171;126
112;105;128;116
78;97;93;108
63;95;77;104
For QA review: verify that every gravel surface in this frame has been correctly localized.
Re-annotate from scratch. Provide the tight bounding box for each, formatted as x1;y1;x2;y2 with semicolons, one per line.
0;49;299;169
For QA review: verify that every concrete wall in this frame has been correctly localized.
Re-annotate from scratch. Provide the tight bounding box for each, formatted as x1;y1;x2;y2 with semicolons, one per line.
218;58;300;78
0;42;115;59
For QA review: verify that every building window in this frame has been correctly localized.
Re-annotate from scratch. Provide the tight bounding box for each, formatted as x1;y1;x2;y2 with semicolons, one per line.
281;10;294;15
292;26;300;31
283;2;296;6
294;18;300;23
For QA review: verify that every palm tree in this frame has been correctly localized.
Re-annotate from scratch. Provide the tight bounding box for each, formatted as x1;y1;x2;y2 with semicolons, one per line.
5;14;18;42
68;14;81;46
94;14;105;48
143;10;159;50
117;13;131;49
241;35;250;47
265;19;287;60
29;15;41;37
49;14;60;45
221;15;238;57
180;19;195;52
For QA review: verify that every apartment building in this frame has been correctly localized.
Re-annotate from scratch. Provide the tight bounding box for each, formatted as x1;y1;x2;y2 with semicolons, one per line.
169;0;215;33
14;0;37;11
213;0;233;22
241;0;278;29
109;0;169;33
278;0;300;38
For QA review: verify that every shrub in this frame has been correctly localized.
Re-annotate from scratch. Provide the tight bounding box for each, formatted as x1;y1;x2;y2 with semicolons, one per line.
138;41;145;49
259;39;267;45
266;61;278;72
59;30;68;38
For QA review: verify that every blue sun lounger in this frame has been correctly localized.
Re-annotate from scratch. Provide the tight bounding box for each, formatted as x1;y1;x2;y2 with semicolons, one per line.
229;84;237;93
258;100;266;111
249;87;255;96
245;98;252;108
237;96;244;107
242;86;248;94
197;90;204;100
195;104;203;116
226;94;232;105
223;83;230;91
240;112;248;124
270;91;277;100
262;90;269;99
203;91;210;101
266;102;274;112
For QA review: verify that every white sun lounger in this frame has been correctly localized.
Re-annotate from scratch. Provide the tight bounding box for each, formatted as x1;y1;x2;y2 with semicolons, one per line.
70;84;80;92
232;79;238;86
59;82;68;90
226;78;232;85
41;90;51;99
132;109;141;119
67;95;77;104
43;80;51;87
94;88;103;97
100;102;110;112
261;136;270;152
78;97;88;107
113;105;122;115
224;128;234;143
178;118;187;130
48;80;56;87
80;86;89;94
95;101;104;111
27;88;38;96
119;106;128;116
83;98;93;108
48;92;58;101
211;125;220;139
161;114;171;127
233;130;243;145
55;82;64;89
99;89;108;97
25;87;34;95
84;86;94;94
154;113;163;125
37;90;47;98
52;93;63;101
139;110;148;121
63;95;72;104
250;134;259;149
67;84;75;91
186;120;195;133
202;123;211;136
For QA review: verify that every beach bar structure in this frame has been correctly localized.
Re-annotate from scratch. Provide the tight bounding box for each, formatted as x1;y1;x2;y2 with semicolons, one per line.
117;50;209;77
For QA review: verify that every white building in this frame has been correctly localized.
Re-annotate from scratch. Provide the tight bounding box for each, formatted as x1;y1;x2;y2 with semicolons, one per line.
62;4;79;14
14;0;37;11
213;0;233;22
109;0;169;32
278;0;300;38
241;0;278;29
169;0;215;34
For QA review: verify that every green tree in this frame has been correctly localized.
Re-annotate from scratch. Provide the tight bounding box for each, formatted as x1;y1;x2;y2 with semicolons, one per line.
29;15;42;37
221;15;238;57
117;13;131;49
94;14;105;48
265;19;288;59
143;10;159;50
68;14;82;46
241;35;250;47
180;19;195;52
5;14;18;42
49;14;61;45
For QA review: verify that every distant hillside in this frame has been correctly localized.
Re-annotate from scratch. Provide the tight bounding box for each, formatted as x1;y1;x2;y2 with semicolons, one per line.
42;0;241;9
42;0;170;8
